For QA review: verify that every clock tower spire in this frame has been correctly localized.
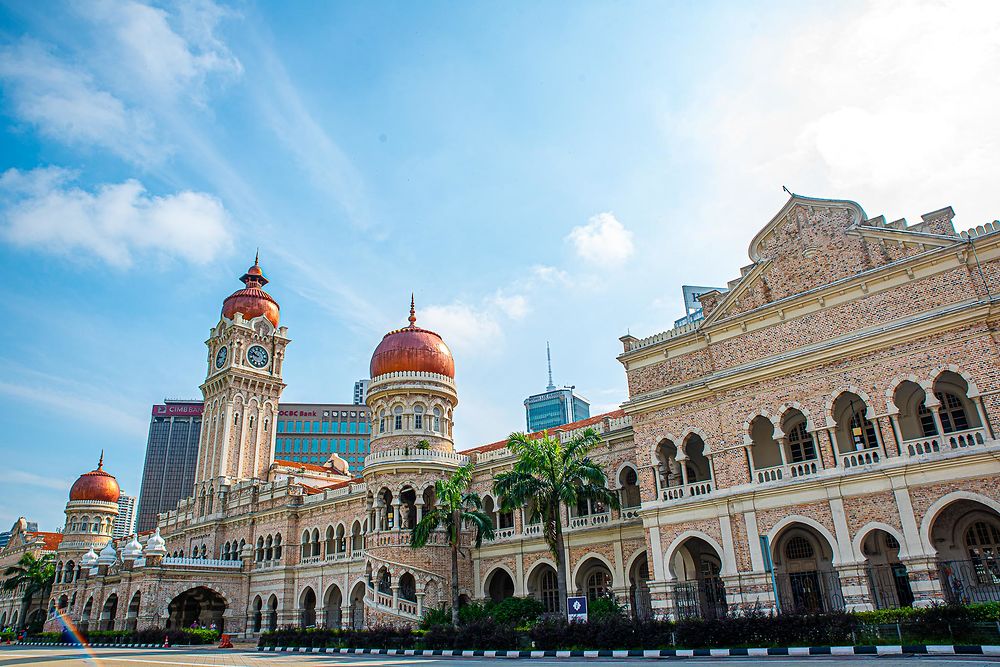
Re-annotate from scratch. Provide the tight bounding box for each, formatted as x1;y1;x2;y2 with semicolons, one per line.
192;256;290;512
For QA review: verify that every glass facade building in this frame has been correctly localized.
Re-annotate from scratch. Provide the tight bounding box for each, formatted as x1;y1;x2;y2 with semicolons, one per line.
136;401;203;533
524;388;591;433
274;403;371;475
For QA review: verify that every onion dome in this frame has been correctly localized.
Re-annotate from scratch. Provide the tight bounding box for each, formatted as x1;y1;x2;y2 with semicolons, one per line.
221;252;280;328
69;452;121;504
97;541;117;565
370;296;454;379
80;548;98;566
145;528;166;556
122;536;143;559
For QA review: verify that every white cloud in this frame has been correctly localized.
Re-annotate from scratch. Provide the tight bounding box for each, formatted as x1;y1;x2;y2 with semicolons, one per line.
86;0;242;102
678;0;1000;238
420;302;504;356
490;292;529;320
567;212;635;266
0;167;233;267
6;469;71;492
0;39;160;164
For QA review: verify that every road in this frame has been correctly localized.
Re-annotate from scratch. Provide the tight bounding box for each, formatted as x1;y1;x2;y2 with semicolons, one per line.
2;646;1000;666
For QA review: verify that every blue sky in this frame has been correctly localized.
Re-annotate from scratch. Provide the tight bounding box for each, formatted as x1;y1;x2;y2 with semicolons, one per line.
1;0;998;530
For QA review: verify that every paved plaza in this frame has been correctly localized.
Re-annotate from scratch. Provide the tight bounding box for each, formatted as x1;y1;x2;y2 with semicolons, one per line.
2;646;1000;667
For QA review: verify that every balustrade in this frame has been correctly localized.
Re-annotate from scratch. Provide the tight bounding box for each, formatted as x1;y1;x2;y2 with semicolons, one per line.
568;512;611;530
494;527;516;540
840;448;881;469
754;460;820;484
364;448;469;467
161;556;242;569
903;427;986;457
662;480;714;501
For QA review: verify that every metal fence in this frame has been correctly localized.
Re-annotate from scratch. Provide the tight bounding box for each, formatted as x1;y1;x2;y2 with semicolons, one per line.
938;559;1000;604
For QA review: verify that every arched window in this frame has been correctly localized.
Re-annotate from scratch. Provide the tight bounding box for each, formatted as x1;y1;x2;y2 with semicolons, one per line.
540;569;558;612
937;392;970;433
414;405;424;430
379;410;386;433
274;534;283;560
965;520;1000;584
265;536;274;561
917;403;938;437
849;410;879;449
301;531;311;558
433;407;441;432
586;570;611;600
256;537;265;562
70;517;78;532
64;561;75;584
393;406;403;431
55;562;63;584
786;422;816;463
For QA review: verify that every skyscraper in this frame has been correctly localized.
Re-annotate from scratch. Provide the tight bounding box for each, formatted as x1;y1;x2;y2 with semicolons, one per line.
353;379;369;405
113;494;137;538
523;343;590;432
135;400;203;533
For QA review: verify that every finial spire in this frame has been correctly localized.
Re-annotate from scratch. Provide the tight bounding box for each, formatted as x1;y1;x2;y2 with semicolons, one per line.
98;449;104;470
546;341;555;391
254;248;259;266
408;293;417;327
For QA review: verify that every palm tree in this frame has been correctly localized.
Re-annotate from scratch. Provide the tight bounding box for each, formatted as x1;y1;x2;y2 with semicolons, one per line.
493;428;619;616
411;462;495;625
3;553;55;632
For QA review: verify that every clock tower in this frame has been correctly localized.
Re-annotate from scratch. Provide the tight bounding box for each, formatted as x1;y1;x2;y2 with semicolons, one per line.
192;256;290;509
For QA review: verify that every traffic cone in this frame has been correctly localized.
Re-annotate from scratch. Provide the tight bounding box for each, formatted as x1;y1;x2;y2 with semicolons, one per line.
218;634;233;649
163;635;170;648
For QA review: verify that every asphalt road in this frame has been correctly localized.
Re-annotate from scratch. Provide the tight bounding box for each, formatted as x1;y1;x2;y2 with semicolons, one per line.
2;646;1000;666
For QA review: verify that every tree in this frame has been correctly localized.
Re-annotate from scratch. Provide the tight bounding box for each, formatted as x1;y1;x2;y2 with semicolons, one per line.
2;552;55;632
493;428;619;616
411;462;495;625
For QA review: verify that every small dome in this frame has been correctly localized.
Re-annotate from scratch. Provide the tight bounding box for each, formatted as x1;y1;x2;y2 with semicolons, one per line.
370;297;454;379
81;548;98;566
221;254;280;328
145;528;166;556
122;537;143;558
69;453;120;504
97;541;117;565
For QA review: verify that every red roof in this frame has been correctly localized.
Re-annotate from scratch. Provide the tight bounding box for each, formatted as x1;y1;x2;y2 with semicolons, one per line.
464;409;626;454
29;532;63;551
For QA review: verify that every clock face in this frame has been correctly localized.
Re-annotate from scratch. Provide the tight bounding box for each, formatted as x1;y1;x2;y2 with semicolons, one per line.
247;345;269;368
215;346;228;369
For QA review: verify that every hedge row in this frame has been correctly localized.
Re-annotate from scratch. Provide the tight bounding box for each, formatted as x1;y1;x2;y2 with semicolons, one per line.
259;603;1000;650
27;628;220;645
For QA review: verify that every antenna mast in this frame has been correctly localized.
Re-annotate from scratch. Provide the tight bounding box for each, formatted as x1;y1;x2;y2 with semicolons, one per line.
546;341;555;391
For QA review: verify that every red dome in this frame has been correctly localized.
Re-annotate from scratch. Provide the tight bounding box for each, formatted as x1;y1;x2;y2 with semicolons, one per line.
370;297;454;379
69;454;120;504
221;255;280;328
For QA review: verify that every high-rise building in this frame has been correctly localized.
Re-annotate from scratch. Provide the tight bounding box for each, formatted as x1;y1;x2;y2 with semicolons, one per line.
523;343;591;432
672;285;727;328
135;400;203;533
353;379;369;404
0;532;11;549
136;398;371;531
275;403;371;476
113;494;137;538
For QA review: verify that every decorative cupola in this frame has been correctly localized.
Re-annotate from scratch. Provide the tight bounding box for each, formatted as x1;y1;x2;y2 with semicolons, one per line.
80;548;98;568
221;252;280;328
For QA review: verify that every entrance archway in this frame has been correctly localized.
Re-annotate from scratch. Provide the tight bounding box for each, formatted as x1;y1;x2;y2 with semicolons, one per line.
485;568;515;602
266;595;278;631
861;529;913;609
771;523;842;613
574;556;613;601
167;587;226;631
349;582;366;629
324;585;343;628
930;497;1000;603
667;536;727;619
299;587;316;627
99;594;118;631
251;596;263;632
125;592;141;631
628;552;651;619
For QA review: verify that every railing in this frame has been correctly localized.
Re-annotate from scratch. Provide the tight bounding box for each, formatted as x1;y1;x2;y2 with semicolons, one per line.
351;549;365;560
523;523;542;537
375;591;393;608
364;448;469;467
755;460;821;484
397;599;417;615
662;480;714;501
161;556;242;569
569;512;611;530
903;428;987;458
621;507;642;521
476;447;510;463
840;448;881;468
254;560;280;570
300;555;322;565
369;530;448;547
494;527;516;540
939;559;1000;604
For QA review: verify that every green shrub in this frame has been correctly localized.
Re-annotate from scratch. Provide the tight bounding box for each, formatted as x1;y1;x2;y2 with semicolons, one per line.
588;596;626;621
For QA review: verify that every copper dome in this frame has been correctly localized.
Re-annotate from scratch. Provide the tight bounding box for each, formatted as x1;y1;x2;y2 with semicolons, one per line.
69;453;121;504
370;297;455;379
221;254;280;328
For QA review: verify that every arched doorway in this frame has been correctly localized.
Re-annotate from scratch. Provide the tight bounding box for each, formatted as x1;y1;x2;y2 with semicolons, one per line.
628;552;651;619
930;498;1000;603
299;587;316;627
349;582;366;629
485;568;515;602
167;587;226;631
125;592;141;631
771;524;843;613
575;557;613;601
324;585;343;628
266;595;278;631
100;594;118;631
79;597;93;632
668;536;727;619
860;530;913;609
526;563;559;613
251;596;263;632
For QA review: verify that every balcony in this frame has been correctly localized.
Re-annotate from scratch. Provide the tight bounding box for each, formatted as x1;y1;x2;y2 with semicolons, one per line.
494;527;517;540
569;512;611;530
840;448;882;469
903;427;987;457
755;460;821;484
161;557;242;570
363;448;469;468
662;480;714;501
